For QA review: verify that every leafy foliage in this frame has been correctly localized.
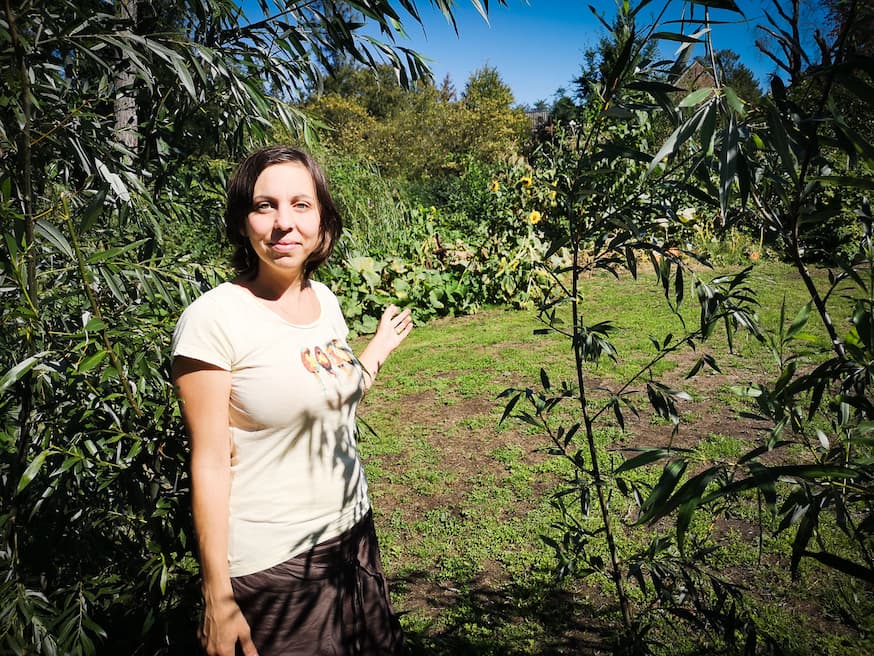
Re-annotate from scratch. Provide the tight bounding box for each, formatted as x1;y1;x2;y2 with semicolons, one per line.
0;0;507;652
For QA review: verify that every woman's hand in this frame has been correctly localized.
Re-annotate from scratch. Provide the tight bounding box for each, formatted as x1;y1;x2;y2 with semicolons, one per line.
375;304;413;350
200;596;258;656
358;304;413;388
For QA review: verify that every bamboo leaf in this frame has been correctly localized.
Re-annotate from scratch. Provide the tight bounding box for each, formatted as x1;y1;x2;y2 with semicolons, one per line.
77;350;108;374
718;117;739;217
722;85;745;116
86;238;149;264
700;464;857;505
765;103;798;183
803;550;874;584
587;4;614;32
17;450;50;493
0;352;47;396
169;53;197;99
679;87;713;108
699;100;717;156
79;187;108;234
687;0;743;11
786;302;811;340
616;448;678;474
791;509;817;576
640;459;687;517
648;104;707;173
809;175;874;190
651;31;702;44
611;402;626;434
95;159;131;202
677;499;697;553
35;220;73;258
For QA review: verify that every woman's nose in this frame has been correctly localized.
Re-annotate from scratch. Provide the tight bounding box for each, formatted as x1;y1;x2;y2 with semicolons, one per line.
274;204;296;231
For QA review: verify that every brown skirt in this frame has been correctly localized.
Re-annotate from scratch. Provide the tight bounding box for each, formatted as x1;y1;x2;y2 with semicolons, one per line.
231;511;408;656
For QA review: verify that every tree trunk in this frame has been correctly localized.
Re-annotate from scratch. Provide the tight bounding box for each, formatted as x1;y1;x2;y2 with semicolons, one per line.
114;0;138;153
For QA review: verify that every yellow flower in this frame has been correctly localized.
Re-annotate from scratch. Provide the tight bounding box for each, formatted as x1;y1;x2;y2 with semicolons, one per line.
527;210;542;225
519;176;533;187
489;179;500;193
547;190;557;202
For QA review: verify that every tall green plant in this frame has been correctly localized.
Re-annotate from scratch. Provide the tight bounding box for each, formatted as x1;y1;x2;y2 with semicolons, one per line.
500;0;874;648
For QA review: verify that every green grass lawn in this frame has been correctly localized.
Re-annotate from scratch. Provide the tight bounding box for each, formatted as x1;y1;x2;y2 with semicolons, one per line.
353;260;873;656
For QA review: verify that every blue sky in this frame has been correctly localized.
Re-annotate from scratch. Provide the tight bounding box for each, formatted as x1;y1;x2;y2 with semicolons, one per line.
370;0;824;107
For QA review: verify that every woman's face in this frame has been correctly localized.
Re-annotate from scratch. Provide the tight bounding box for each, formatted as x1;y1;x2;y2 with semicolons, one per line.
244;161;321;280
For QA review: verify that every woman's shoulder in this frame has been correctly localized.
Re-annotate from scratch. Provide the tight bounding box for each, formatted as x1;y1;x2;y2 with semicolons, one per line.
188;281;240;305
177;282;241;321
310;279;347;329
310;279;340;305
172;283;240;365
310;278;332;295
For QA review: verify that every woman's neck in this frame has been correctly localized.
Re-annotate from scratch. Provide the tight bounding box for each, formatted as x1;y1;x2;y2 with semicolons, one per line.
239;268;308;302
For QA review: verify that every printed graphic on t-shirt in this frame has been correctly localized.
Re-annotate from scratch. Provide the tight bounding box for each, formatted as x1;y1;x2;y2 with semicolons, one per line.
300;339;358;381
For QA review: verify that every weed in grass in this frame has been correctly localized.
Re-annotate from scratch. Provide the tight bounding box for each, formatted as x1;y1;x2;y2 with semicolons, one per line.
489;444;525;467
455;415;492;431
696;432;748;460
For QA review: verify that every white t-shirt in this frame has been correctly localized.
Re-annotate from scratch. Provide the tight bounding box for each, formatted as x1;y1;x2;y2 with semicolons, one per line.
172;280;371;577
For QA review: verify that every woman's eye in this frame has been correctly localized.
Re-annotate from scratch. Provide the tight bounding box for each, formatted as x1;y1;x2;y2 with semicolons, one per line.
254;201;272;211
294;202;310;209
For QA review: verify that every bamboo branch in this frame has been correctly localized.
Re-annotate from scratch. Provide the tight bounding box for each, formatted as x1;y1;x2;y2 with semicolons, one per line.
63;198;143;416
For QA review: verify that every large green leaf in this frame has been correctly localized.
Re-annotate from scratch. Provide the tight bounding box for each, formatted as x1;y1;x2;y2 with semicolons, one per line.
718;116;739;217
16;449;50;493
639;459;688;519
679;87;713;108
615;447;679;474
0;352;48;396
35;220;73;258
647;104;709;174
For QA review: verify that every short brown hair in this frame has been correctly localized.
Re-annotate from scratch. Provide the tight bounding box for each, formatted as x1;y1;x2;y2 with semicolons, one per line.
225;146;342;279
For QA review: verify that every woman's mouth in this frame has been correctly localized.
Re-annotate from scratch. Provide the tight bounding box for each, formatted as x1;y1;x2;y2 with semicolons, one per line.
270;241;299;253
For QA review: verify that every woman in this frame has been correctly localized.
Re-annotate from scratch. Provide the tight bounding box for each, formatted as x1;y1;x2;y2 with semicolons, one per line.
172;146;412;656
